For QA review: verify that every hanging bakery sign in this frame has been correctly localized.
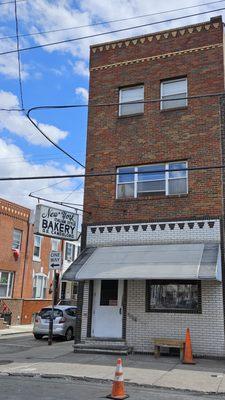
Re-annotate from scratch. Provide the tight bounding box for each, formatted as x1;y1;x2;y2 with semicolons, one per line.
34;204;78;240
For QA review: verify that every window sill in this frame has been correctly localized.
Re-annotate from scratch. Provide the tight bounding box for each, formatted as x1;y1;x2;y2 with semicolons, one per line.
160;106;188;113
116;193;188;202
146;309;201;314
33;257;41;262
118;112;144;119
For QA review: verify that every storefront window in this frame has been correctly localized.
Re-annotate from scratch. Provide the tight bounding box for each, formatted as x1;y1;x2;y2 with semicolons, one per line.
146;281;201;313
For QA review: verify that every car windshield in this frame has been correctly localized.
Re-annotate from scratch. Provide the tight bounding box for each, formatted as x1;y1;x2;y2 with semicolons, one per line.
39;308;63;319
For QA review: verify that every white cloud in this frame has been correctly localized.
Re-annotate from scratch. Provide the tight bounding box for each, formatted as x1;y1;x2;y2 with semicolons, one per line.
75;87;88;102
73;60;89;77
0;91;68;146
0;32;29;80
0;137;84;210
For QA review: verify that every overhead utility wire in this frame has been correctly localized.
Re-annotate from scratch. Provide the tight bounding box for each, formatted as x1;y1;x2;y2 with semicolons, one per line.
0;0;27;4
27;92;225;115
1;7;225;56
28;194;87;214
1;0;224;40
26;112;85;168
14;0;24;110
0;163;224;182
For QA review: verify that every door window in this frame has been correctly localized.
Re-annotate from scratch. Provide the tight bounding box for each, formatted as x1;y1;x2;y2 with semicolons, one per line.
100;280;118;306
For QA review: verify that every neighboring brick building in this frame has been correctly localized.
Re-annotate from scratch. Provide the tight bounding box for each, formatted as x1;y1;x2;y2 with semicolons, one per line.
64;16;225;356
0;198;59;325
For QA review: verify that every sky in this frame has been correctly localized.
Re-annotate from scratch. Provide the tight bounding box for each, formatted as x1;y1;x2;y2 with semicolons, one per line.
0;0;225;218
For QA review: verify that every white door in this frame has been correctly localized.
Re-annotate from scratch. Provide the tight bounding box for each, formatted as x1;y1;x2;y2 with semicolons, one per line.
92;280;123;338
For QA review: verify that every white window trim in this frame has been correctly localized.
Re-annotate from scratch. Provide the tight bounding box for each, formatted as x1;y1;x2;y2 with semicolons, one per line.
33;235;42;261
116;161;188;199
12;229;22;250
0;271;14;298
33;273;47;299
64;242;76;262
160;77;188;110
119;85;144;116
51;238;60;252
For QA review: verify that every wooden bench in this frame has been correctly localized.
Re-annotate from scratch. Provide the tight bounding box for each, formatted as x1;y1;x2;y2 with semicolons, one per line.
154;338;185;361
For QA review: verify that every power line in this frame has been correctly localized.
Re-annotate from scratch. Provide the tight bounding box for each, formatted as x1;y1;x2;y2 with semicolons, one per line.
14;0;24;110
29;178;73;196
1;0;224;41
0;7;225;56
0;163;224;182
29;193;86;213
25;112;85;168
0;0;27;4
26;92;225;115
62;181;84;202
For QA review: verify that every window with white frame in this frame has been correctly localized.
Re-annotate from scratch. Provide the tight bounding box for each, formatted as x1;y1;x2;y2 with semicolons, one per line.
33;235;42;260
32;274;47;299
117;161;188;199
0;271;14;298
161;78;187;110
12;229;22;250
51;238;60;251
119;85;144;116
65;242;75;262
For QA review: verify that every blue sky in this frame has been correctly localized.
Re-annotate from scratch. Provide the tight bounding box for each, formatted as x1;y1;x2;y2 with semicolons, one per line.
0;0;224;214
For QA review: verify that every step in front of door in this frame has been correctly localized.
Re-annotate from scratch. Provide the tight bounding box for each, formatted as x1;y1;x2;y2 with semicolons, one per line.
73;342;133;355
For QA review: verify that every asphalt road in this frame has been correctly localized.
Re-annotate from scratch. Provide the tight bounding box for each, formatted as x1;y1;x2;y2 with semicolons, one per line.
0;375;225;400
0;333;63;355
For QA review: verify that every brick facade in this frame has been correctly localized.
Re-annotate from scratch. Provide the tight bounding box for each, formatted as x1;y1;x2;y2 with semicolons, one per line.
0;198;60;325
77;17;225;356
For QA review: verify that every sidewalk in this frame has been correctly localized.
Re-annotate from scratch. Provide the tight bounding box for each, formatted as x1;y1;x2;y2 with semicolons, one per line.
0;338;225;394
0;324;33;336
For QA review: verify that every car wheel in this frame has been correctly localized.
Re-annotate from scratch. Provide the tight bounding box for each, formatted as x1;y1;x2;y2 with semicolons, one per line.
33;334;43;340
65;327;73;341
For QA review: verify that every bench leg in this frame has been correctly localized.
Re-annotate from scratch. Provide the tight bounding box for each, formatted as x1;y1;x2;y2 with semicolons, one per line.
154;345;160;358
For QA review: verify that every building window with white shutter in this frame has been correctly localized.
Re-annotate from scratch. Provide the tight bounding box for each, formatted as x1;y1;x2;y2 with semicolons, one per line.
117;161;188;199
119;85;144;116
12;229;22;250
65;242;75;262
33;235;42;260
0;271;14;298
161;77;187;110
33;274;47;299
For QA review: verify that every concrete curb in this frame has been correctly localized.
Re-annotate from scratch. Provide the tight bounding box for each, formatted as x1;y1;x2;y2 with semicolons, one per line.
1;371;224;395
0;330;32;337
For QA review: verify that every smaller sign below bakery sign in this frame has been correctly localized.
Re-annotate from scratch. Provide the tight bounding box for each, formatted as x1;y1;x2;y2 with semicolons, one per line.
34;204;78;240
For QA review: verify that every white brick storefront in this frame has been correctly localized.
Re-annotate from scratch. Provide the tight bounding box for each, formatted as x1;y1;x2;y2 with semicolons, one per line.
80;218;225;356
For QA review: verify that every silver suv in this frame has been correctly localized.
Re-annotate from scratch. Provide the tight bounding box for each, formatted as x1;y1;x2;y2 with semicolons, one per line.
33;305;77;341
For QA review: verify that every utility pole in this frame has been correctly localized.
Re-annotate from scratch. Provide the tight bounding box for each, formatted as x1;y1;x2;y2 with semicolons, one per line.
48;270;56;346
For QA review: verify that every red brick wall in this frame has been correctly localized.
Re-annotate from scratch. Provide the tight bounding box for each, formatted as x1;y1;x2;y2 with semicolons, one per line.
0;199;30;298
83;17;224;225
21;299;51;324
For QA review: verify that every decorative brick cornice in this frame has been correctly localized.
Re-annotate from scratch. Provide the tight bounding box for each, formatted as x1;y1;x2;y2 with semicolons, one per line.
0;200;30;221
90;42;222;72
91;20;221;55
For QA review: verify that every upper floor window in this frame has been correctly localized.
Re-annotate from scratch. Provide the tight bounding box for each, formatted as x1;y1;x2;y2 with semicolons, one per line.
51;238;60;252
161;78;187;110
12;229;22;250
119;85;144;116
0;271;14;298
117;161;188;199
33;235;42;260
65;242;75;262
33;274;47;299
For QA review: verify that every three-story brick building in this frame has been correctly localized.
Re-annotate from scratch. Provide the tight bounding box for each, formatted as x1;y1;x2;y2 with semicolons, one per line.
65;16;225;356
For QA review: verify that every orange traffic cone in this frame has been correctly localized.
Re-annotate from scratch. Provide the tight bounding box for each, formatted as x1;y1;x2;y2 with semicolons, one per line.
183;328;196;364
107;358;129;399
